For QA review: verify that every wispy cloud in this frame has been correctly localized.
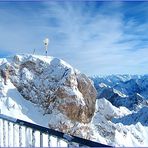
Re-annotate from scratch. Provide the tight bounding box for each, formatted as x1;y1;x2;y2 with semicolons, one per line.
0;1;148;75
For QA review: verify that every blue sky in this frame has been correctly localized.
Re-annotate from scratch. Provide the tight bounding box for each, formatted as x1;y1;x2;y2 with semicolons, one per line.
0;1;148;76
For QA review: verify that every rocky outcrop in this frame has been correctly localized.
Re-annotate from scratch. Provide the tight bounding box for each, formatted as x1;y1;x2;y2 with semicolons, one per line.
77;73;96;120
8;54;97;123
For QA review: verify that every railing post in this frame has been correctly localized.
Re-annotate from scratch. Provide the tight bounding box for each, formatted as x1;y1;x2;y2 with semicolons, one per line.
48;134;51;147
32;129;35;147
19;125;22;147
13;123;15;147
8;122;10;147
25;127;28;147
3;120;6;147
40;132;43;147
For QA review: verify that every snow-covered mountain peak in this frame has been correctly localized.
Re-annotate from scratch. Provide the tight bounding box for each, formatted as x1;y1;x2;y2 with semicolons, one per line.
11;54;74;70
2;54;97;124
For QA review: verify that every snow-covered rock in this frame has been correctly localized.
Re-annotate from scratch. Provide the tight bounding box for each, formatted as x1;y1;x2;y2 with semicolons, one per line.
91;98;148;147
96;98;131;120
5;54;97;123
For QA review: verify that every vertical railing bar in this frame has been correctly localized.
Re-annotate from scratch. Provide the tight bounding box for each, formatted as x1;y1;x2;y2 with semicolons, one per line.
40;132;43;147
25;126;27;147
3;120;6;147
32;129;35;147
8;122;10;147
19;125;22;147
13;123;15;147
48;134;51;147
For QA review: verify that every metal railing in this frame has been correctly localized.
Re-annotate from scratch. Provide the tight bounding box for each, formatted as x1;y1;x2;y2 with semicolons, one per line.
0;114;111;147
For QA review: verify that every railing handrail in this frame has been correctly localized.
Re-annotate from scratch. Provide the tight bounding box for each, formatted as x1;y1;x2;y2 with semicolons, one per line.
0;114;111;147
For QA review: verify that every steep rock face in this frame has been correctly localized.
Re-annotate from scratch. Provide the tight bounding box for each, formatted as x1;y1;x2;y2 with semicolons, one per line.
77;73;96;120
8;54;97;123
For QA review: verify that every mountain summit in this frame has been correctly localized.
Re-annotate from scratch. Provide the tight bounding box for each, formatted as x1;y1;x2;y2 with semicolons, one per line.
2;54;97;124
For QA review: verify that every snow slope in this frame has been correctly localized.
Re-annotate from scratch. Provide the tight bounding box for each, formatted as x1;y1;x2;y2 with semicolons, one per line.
92;98;148;147
0;79;51;126
0;76;69;147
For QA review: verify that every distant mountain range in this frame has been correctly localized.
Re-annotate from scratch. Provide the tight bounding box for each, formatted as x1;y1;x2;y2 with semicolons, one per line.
91;75;148;110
